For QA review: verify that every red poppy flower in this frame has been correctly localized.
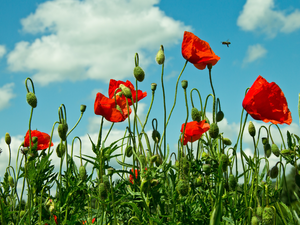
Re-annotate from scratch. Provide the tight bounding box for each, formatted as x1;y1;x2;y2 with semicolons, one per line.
129;168;147;184
82;218;95;224
53;215;58;225
94;92;131;122
180;120;210;145
242;75;292;125
181;31;220;70
24;130;53;150
108;79;147;106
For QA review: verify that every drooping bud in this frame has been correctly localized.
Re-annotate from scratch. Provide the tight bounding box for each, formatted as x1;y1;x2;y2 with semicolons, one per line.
262;206;274;225
5;133;11;145
79;166;87;181
202;164;211;175
223;138;232;146
152;130;161;142
150;155;158;164
281;149;291;156
56;143;65;158
248;121;256;137
58;123;68;141
176;179;189;196
8;175;14;188
26;92;37;108
155;45;165;65
229;174;237;190
119;84;132;98
125;146;133;157
270;165;279;179
262;137;268;146
99;183;108;200
181;80;188;89
271;144;280;157
216;111;224;122
264;143;272;158
134;66;145;82
209;123;219;139
151;83;157;91
80;105;86;113
191;108;201;122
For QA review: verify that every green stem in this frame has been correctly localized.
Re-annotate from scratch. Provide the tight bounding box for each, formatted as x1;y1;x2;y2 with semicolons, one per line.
208;67;216;123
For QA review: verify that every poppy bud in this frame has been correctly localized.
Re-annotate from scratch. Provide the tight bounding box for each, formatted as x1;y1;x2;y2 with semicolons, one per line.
58;123;68;141
125;146;133;157
281;149;291;156
202;164;211;175
56;143;65;158
8;175;14;188
248;121;256;137
209;123;219;139
32;136;38;144
181;80;188;89
256;206;263;218
223;138;232;146
191;108;201;122
107;167;114;176
264;143;271;158
139;155;146;167
79;166;87;181
195;175;202;187
151;83;157;91
271;144;280;157
251;216;258;225
20;210;25;218
119;84;132;98
152;130;161;142
220;154;229;172
99;183;108;200
262;206;274;225
176;179;189;196
262;137;268;145
80;105;86;113
216;111;224;122
26;92;37;108
155;156;162;167
181;157;190;175
175;160;179;168
150;155;158;164
295;171;300;188
270;166;279;179
155;45;165;65
5;133;11;145
134;66;145;82
229;174;237;189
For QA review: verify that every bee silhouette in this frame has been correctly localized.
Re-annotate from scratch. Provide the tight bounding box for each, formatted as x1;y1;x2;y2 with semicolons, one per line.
222;40;231;47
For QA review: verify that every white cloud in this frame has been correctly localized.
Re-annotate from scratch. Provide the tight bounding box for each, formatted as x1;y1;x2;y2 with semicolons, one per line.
0;83;16;111
237;0;300;37
0;45;6;59
243;44;267;65
7;0;191;86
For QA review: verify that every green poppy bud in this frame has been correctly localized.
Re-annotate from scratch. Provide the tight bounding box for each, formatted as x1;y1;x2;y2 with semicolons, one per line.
251;216;258;225
223;138;232;146
220;154;229;172
271;143;280;157
99;183;108;200
262;137;268;145
20;210;25;218
281;149;291;156
150;154;158;164
119;84;132;98
125;146;133;157
216;111;224;122
264;143;271;158
256;206;263;218
134;66;145;82
58;123;68;141
295;171;300;189
181;157;190;175
155;45;165;65
56;143;65;158
107;168;114;176
80;105;86;113
195;175;202;187
181;80;188;89
262;206;274;225
175;160;179;168
191;108;201;122
32;136;38;144
202;164;211;175
209;123;219;139
248;121;256;137
26;92;37;108
152;130;161;142
8;175;14;188
270;166;279;179
79;166;87;181
139;155;146;167
151;83;157;91
5;133;11;145
176;179;189;196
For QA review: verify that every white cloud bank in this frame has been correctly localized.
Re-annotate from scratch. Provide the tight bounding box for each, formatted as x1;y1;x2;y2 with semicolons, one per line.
243;44;267;66
7;0;191;86
0;83;16;111
237;0;300;37
0;45;6;59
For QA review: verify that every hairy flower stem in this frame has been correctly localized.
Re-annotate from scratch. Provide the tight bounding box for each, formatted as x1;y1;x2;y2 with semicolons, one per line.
208;67;216;123
141;88;155;133
160;63;167;158
66;110;84;137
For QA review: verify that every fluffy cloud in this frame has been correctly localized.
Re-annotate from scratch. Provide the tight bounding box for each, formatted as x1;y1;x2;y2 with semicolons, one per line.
0;83;16;111
7;0;191;86
237;0;300;37
0;45;6;59
243;44;267;66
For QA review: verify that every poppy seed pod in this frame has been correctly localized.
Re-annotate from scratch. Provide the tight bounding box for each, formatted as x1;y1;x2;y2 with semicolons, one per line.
251;216;258;225
264;143;272;158
191;108;201;122
80;105;86;113
125;146;133;157
271;144;280;157
99;183;108;200
79;166;87;181
248;121;256;137
58;123;68;141
8;175;14;188
26;92;37;108
155;45;165;65
176;179;189;196
209;123;219;139
262;206;274;225
270;166;279;179
134;66;145;82
152;130;161;142
229;174;237;189
119;84;132;98
181;80;188;89
151;83;157;91
56;143;65;158
5;133;11;145
216;111;224;122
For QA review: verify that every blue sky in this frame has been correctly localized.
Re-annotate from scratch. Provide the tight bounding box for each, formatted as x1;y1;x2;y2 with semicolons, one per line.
1;0;300;179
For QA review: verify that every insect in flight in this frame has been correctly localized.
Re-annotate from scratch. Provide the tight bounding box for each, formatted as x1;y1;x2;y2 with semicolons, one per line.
222;39;231;47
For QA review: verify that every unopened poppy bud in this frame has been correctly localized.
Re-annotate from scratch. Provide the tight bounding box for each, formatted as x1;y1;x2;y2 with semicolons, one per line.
202;164;211;175
125;146;133;157
175;160;179;168
191;108;201;122
56;143;65;158
8;175;14;188
5;133;11;145
58;123;68;141
99;183;108;200
26;92;37;108
150;155;158;164
176;179;189;196
271;144;280;157
223;138;232;146
119;84;132;98
262;206;274;225
270;166;279;179
115;105;123;115
220;154;229;172
281;149;291;156
80;105;86;113
134;66;145;82
152;130;161;142
262;137;268;145
295;171;300;188
209;123;219;139
181;80;188;89
151;83;157;91
229;174;237;189
32;136;38;144
181;157;190;175
79;166;87;181
264;143;271;158
216;111;224;122
256;206;263;218
155;45;165;65
107;167;114;176
248;121;256;137
251;216;259;225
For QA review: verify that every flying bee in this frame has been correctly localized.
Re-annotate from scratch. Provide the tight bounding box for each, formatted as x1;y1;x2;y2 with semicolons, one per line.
222;39;231;47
